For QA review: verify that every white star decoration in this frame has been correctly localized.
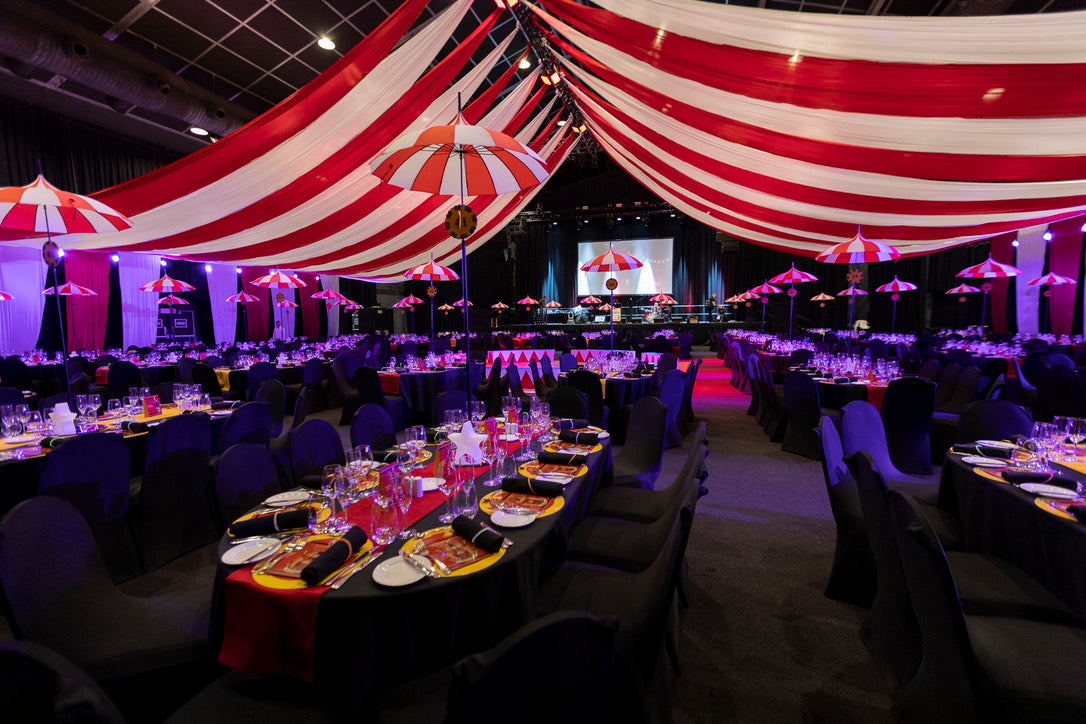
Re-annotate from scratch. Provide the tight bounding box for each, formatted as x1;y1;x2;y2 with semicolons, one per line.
447;421;487;466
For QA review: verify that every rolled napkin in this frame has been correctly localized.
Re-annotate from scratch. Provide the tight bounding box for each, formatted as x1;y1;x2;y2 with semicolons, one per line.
181;410;211;419
39;436;67;449
501;476;563;498
120;420;148;433
375;449;400;464
227;508;309;538
1068;505;1086;523
952;443;1013;459
451;515;504;553
300;526;368;586
538;450;587;466
553;418;591;431
832;376;857;384
1001;470;1080;490
559;430;599;445
212;400;241;410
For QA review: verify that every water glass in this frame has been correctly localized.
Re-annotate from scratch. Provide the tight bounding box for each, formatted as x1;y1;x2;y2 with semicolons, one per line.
470;400;486;428
1068;418;1086;458
390;467;417;539
107;398;123;420
516;411;533;461
1052;416;1072;461
368;494;399;546
457;474;478;519
438;454;461;524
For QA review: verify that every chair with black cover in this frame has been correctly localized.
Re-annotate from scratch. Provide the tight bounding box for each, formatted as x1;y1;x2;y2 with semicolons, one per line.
191;363;223;398
0;356;32;391
153;381;175;404
527;359;554;397
255;378;286;437
956;399;1033;443
213;443;282;531
431;390;468;427
39;392;72;417
107;361;142;400
653;352;677;389
935;365;980;416
353;366;410;430
289;418;345;487
880;377;935;475
888;491;1086;724
678;358;701;431
558;352;577;372
68;372;91;396
567;369;608;428
540;355;558;389
546;386;590;421
0;386;24;407
781;371;822;459
0;497;210;721
658;368;689;448
609;396;668;489
351;403;396;451
944;348;974;368
931;362;962;412
399;340;417;358
652;335;671;353
37;432;142;583
175;357;197;384
246;361;278;401
220;401;273;450
130;414;217;572
202;355;225;369
286;358;326;412
842;400;936;501
917;358;941;382
0;639;127;724
330;356;360;424
817;418;875;607
504;363;532;407
1037;363;1086;420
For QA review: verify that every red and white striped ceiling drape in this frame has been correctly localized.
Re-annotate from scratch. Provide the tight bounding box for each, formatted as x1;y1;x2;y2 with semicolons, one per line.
18;0;574;281
527;0;1086;258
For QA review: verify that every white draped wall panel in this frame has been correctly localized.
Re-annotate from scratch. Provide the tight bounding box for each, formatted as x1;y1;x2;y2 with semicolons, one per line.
323;276;340;337
0;246;46;356
205;263;238;345
1014;226;1048;335
118;253;161;348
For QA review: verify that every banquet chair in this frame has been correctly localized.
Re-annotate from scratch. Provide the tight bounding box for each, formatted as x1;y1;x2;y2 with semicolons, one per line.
130;414;217;572
781;371;823;459
201;355;225;369
934;365;980;416
330;356;360;425
1037;363;1086;420
540;354;559;389
917;358;942;382
944;349;974;368
39;392;71;417
255;378;285;436
213;443;283;531
567;369;609;429
68;372;91;396
652;335;671;353
0;356;32;390
351;403;396;451
246;361;278;401
955;399;1032;444
289;418;345;488
653;352;677;388
191;363;223;399
658;369;688;449
888;491;1086;724
174;357;197;384
841;400;936;501
558;352;577;372
527;359;554;397
931;362;962;412
504;362;532;407
284;357;326;413
609;396;669;490
153;381;174;404
431;390;468;427
0;497;211;718
880;377;935;475
107;361;142;400
220;401;273;450
37;431;143;583
0;386;24;407
546;386;590;421
679;358;702;431
399;340;418;358
0;639;126;724
817;418;876;607
353;367;410;431
475;357;504;417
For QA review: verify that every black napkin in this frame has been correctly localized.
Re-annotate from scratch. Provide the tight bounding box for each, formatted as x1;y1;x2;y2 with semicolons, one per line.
1001;470;1080;490
181;410;211;419
227;508;309;538
1068;505;1086;523
426;429;444;443
452;515;503;553
558;430;599;445
538;450;587;466
952;443;1013;459
120;420;148;433
374;449;400;463
832;376;857;384
39;436;66;449
300;526;368;586
212;400;241;410
553;418;591;431
501;476;562;498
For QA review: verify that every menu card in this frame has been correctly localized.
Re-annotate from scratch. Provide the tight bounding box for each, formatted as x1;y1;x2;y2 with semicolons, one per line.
421;527;489;572
263;539;335;579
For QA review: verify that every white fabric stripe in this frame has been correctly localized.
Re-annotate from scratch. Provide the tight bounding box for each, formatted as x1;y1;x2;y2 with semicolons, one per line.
478;71;540;130
576;84;1086;229
513;98;555;142
587;0;1086;65
0;245;46;356
118;253;161;348
1015;226;1047;335
570;69;1086;203
549;12;1086;156
58;0;473;249
323;275;340;337
205;262;238;345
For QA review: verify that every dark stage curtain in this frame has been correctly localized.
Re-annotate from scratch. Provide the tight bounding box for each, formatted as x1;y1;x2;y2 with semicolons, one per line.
164;260;215;346
36;260;67;354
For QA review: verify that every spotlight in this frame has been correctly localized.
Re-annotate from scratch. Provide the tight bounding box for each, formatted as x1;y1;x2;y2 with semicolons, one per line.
1081;222;1086;233
615;216;622;221
518;57;531;70
111;253;120;263
1012;239;1020;248
236;267;243;274
57;248;65;258
204;264;213;273
160;259;167;266
189;127;209;136
557;119;567;127
1043;231;1053;241
494;0;519;7
317;36;335;51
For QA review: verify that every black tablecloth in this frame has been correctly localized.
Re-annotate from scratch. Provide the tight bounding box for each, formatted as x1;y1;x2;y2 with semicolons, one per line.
395;368;467;413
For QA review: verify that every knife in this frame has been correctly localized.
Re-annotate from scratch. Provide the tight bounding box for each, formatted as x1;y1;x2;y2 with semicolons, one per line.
329;551;380;589
398;550;441;578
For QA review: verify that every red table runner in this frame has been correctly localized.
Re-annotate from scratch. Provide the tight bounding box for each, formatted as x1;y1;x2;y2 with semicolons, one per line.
378;372;400;396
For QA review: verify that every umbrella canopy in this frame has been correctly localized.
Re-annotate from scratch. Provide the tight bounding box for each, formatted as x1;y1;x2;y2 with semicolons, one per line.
311;289;347;301
750;280;783;295
402;294;425;305
392;299;415;309
157;294;188;306
837;286;868;296
946;283;981;294
599;303;614;311
491;302;509;309
660;295;677;305
325;298;349;307
544;300;562;308
770;264;819;285
453;298;473;307
1027;272;1077;286
41;281;97;296
810;293;835;301
0;174;132;236
517;296;538;305
580;296;603;305
343;302;363;311
723;294;742;303
227;291;260;303
956;255;1021;278
580;244;644;273
404;255;459;282
649;292;671;303
370;114;548;197
735;290;761;301
274;300;299;308
438;303;455;311
0;291;12;301
251;270;307;288
874;276;918;293
815;230;901;264
140;274;195;293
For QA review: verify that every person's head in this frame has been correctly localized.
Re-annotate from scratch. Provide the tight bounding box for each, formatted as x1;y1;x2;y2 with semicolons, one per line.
710;293;717;300
275;321;282;328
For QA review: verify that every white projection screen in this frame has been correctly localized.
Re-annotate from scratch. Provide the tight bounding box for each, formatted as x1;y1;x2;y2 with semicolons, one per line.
576;238;674;297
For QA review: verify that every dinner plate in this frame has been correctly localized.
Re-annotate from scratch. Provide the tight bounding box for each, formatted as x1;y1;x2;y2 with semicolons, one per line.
962;456;1009;468
1;434;37;445
976;439;1018;450
1020;483;1081;500
221;538;279;565
490;510;536;528
535;473;573;485
419;477;443;492
264;490;311;507
372;557;425;587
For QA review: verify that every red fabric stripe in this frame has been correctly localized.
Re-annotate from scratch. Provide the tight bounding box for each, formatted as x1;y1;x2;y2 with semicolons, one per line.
240;268;270;342
547;29;1086;183
93;0;430;216
1047;216;1084;335
503;88;545;136
530;109;562;152
538;0;1086;119
463;51;531;125
61;250;109;351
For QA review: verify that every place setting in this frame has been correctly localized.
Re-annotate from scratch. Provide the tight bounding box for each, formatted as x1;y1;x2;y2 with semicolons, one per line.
372;516;510;587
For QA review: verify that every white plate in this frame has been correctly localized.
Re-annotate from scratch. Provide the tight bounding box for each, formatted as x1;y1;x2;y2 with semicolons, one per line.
372;557;425;586
535;473;573;485
1020;483;1081;500
2;434;37;445
490;510;536;528
221;538;279;565
499;434;519;441
962;456;1008;468
263;490;311;507
976;440;1018;450
419;477;443;492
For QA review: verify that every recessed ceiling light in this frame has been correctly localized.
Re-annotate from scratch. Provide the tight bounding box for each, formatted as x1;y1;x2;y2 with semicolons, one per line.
189;127;209;136
317;36;335;51
519;57;531;70
557;119;567;126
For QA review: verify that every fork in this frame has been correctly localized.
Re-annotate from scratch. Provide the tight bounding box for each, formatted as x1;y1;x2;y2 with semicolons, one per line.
253;533;309;573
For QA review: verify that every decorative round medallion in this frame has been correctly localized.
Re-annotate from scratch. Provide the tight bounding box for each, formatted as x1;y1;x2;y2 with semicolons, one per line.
276;292;285;303
958;296;967;303
445;205;477;240
891;293;900;301
42;240;60;268
846;268;863;285
981;282;994;293
787;287;797;298
819;302;826;308
745;302;751;308
427;286;438;298
1044;289;1053;298
605;278;618;291
760;297;768;305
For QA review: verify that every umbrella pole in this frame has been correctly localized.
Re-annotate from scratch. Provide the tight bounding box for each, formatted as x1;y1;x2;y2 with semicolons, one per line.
981;291;988;330
50;264;72;408
610;290;615;355
789;291;794;339
761;301;766;332
892;299;898;334
456;95;473;404
430;299;435;351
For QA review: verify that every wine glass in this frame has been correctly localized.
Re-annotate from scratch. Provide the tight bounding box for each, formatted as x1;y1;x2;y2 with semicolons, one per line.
14;404;30;434
0;405;18;439
107;398;123;421
87;395;100;424
470;400;486;430
1028;422;1055;471
516;411;533;461
1052;416;1071;461
390;466;417;539
1068;418;1086;459
321;464;345;533
482;433;500;488
437;446;461;524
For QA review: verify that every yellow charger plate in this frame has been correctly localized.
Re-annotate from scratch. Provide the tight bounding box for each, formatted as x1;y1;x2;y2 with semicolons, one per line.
415;525;506;577
480;490;564;519
228;502;329;538
518;461;589;479
542;440;603;455
251;534;375;590
1035;497;1078;521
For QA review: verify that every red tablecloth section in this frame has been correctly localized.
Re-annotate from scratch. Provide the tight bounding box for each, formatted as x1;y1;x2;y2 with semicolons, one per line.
379;372;400;396
866;384;887;412
95;367;109;385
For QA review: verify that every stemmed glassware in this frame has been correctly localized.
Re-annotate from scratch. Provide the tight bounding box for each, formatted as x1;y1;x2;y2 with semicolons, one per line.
320;464;350;534
1028;422;1056;472
437;443;461;524
0;405;19;439
482;433;501;487
470;400;486;431
1068;418;1086;459
1052;416;1072;462
390;465;417;539
516;411;533;461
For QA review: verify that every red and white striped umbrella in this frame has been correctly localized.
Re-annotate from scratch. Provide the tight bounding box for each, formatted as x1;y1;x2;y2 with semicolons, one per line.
140;274;195;293
1027;272;1077;286
770;264;819;285
815;230;901;264
274;299;299;308
874;276;918;293
343;302;363;311
649;292;671;303
392;298;415;309
580;296;603;305
544;300;562;308
0;174;132;237
157;294;189;306
956;255;1021;279
453;298;473;307
517;296;538;305
735;290;760;301
438;303;455;311
403;254;459;282
325;297;349;307
41;281;97;296
0;291;12;301
491;301;510;309
227;291;260;303
251;270;307;288
402;294;424;305
749;280;782;295
371;114;549;197
810;293;835;301
580;244;644;273
659;295;677;305
837;286;868;296
946;283;981;294
599;303;614;311
311;288;347;301
724;294;742;303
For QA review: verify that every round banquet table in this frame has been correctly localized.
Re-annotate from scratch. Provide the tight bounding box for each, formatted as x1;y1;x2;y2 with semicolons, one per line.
939;455;1086;619
222;362;315;395
212;433;613;712
378;368;467;414
812;375;889;412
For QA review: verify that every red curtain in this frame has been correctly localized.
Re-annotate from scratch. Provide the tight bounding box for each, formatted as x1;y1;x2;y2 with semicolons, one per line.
240;267;269;342
989;232;1016;334
63;250;110;351
1047;215;1084;335
299;273;321;340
